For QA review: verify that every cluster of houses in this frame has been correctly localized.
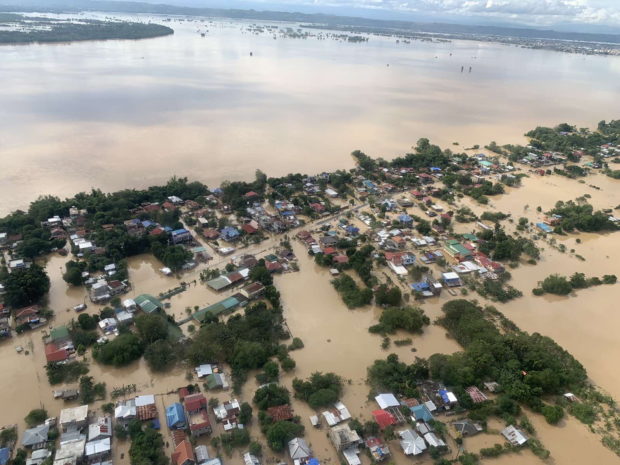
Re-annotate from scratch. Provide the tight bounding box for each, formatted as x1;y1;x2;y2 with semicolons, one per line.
323;383;528;465
20;405;113;465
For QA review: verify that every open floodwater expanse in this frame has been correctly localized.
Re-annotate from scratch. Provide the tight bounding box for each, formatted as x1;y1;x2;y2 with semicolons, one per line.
1;11;620;465
1;13;620;215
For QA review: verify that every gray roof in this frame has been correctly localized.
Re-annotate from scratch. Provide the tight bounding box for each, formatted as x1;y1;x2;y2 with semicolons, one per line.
453;419;483;436
22;424;49;447
288;437;312;460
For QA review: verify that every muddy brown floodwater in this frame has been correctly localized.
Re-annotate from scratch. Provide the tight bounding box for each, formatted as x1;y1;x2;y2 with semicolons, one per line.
2;13;620;214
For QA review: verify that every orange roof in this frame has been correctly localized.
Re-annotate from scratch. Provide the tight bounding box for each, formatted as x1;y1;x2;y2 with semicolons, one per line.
172;440;195;465
266;404;294;422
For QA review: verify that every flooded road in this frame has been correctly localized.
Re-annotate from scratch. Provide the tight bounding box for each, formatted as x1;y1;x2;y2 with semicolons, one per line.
2;14;620;214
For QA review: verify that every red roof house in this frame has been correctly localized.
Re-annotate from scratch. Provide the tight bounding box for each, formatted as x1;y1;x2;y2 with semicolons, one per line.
45;343;69;363
266;405;294;422
372;410;397;430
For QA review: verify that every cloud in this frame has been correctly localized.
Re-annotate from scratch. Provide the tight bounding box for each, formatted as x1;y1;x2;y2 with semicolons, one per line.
249;0;620;26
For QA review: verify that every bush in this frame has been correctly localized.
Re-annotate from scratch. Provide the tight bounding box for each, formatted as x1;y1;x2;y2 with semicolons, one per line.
253;384;290;411
144;339;176;372
265;421;304;452
369;306;429;334
281;357;296;372
293;372;342;409
331;274;373;308
77;313;97;331
540;274;572;295
46;360;89;385
93;333;144;366
288;337;304;351
25;409;48;427
542;404;564;424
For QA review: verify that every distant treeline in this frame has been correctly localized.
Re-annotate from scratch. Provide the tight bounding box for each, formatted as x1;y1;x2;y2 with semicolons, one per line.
0;15;173;44
3;0;620;44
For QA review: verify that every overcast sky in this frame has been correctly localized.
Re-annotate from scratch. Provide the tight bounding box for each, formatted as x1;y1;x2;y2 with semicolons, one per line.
154;0;620;30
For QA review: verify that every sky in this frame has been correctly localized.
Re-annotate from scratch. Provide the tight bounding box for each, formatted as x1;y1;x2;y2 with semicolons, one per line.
138;0;620;31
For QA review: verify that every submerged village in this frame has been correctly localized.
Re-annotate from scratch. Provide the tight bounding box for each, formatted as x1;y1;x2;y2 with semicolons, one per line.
0;121;620;465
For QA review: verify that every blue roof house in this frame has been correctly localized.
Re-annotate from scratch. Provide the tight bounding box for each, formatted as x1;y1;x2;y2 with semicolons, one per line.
399;214;413;226
171;228;192;244
166;402;187;430
221;227;240;242
345;225;360;236
0;448;10;465
411;404;434;422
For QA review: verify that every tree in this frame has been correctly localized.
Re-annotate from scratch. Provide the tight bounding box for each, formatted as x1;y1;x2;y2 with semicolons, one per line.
129;425;168;465
265;421;304;452
135;314;168;344
93;333;144;366
540;274;572;295
374;285;402;307
253;384;290;411
77;313;97;331
4;264;50;307
63;260;85;286
144;339;176;372
542;404;564;424
293;372;343;409
239;402;253;425
369;306;430;334
25;408;48;427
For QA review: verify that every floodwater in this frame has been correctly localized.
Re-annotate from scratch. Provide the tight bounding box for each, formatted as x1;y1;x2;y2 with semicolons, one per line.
2;14;620;214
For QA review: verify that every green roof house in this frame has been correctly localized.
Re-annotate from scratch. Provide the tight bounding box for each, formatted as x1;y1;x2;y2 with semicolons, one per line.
443;239;473;260
49;325;70;343
135;294;163;314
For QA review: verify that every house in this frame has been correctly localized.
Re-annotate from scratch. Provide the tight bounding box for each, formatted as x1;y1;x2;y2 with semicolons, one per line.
0;448;8;465
410;404;434;423
365;437;390;462
213;399;240;423
243;453;260;465
53;437;86;465
88;417;112;442
372;410;396;430
45;342;71;363
85;437;111;462
329;424;362;451
22;424;50;448
424;432;446;448
321;402;351;426
59;405;89;432
167;403;187;430
441;272;462;287
452;419;483;437
134;294;163;314
375;393;399;410
443;240;473;261
384;252;415;267
25;448;51;465
89;280;111;303
502;425;528;446
465;386;488;404
171;229;192;245
438;390;458;409
399;429;426;456
266;405;294;422
239;282;265;300
13;305;41;326
115;399;137;423
220;227;240;242
185;394;211;436
172;440;196;465
135;395;158;421
288;437;312;463
205;373;228;390
398;214;414;226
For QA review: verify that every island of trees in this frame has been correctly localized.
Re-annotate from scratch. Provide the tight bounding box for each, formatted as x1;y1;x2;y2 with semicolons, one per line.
0;13;173;45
